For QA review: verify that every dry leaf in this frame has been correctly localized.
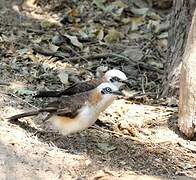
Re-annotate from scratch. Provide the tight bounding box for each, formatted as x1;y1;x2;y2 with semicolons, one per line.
65;34;83;49
123;47;143;61
48;43;59;53
128;32;147;40
17;48;29;55
105;1;127;17
97;142;116;153
105;6;124;17
97;28;104;41
52;35;64;46
129;17;145;31
58;70;69;85
158;32;168;39
104;28;122;43
121;17;132;24
147;11;161;21
131;7;148;16
158;39;168;50
41;20;53;29
15;88;35;96
112;0;128;8
147;59;163;69
92;0;106;10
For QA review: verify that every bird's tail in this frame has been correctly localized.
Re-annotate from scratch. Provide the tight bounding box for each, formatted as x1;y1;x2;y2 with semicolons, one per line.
33;90;62;98
8;110;40;120
8;107;57;120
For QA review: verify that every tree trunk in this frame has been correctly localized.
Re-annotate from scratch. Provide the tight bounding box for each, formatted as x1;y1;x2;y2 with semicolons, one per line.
178;9;196;139
161;0;196;98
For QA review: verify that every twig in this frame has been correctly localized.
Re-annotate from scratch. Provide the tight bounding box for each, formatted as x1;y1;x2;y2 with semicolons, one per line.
0;81;10;86
91;126;148;143
91;126;173;144
65;45;88;62
68;53;130;63
12;41;69;59
141;76;145;94
178;140;196;152
0;91;38;109
68;53;163;74
56;30;89;62
26;28;45;34
10;92;38;109
124;92;157;100
32;44;68;58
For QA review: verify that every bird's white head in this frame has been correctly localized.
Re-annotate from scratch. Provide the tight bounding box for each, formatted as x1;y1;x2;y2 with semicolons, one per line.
104;69;128;88
95;82;124;113
97;82;123;96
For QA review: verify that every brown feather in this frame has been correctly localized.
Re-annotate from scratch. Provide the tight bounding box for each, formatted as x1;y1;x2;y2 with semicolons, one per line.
47;91;91;117
34;78;103;97
88;89;102;106
8;107;57;120
8;91;92;120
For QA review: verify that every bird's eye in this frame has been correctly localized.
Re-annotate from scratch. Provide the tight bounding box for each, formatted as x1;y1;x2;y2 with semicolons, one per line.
105;87;112;92
114;77;120;81
101;87;112;94
110;78;115;83
110;76;120;82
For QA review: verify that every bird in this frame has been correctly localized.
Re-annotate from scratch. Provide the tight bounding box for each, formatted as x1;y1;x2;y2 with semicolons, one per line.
8;82;124;136
34;69;128;98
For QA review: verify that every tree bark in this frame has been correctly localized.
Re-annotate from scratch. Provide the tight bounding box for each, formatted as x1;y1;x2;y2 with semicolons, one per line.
178;9;196;139
161;0;196;98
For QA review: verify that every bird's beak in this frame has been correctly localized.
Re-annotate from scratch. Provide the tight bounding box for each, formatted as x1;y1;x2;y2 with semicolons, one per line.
111;90;125;96
119;79;130;85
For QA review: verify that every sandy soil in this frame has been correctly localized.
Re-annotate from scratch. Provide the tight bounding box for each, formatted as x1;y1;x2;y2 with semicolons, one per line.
0;0;196;179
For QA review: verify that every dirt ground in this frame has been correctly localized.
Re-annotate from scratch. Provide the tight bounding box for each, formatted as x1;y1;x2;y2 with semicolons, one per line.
0;0;196;179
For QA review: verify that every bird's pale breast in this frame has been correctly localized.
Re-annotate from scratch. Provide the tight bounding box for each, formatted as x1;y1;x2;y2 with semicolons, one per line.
48;105;98;135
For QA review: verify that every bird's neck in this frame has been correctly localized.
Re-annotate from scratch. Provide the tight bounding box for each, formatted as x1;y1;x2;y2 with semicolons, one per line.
88;89;102;106
89;90;115;113
101;75;107;82
96;95;115;113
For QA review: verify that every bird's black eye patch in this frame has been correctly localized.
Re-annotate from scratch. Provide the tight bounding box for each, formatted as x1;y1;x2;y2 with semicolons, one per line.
101;90;105;94
101;87;112;94
110;76;121;82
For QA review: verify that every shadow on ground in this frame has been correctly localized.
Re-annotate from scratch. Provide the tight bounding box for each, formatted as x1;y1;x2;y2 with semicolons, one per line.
7;117;194;178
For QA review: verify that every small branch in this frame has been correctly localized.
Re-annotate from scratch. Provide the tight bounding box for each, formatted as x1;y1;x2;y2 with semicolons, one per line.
178;140;196;152
124;92;157;101
56;30;89;62
32;44;68;59
10;92;38;109
68;53;130;62
68;53;163;74
91;126;148;143
65;45;88;62
26;28;45;34
0;81;10;86
0;91;38;109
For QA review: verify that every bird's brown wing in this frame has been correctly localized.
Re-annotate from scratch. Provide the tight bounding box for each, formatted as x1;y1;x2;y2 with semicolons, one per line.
46;91;90;118
9;91;91;120
34;78;102;97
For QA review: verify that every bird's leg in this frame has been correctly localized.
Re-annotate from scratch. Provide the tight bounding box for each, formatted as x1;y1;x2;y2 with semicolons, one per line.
95;119;113;129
